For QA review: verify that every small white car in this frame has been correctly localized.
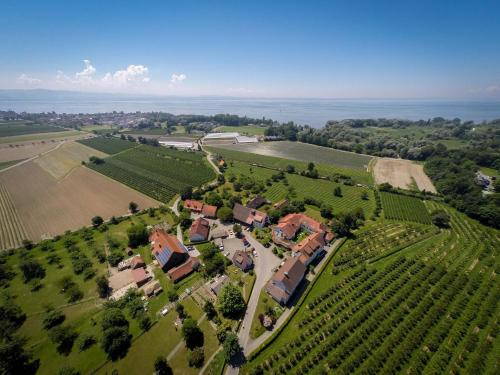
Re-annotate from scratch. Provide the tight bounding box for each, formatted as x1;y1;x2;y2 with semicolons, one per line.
161;307;169;316
253;250;258;256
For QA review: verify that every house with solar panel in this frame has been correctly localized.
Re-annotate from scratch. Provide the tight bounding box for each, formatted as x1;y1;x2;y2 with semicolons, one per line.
149;229;189;271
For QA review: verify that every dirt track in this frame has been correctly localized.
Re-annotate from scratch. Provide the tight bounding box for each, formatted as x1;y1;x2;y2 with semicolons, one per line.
373;158;437;193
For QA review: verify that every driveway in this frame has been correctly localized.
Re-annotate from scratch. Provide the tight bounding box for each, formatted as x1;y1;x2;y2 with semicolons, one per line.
224;231;281;375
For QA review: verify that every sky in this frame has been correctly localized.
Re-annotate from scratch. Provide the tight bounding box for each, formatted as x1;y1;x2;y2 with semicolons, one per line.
1;0;499;99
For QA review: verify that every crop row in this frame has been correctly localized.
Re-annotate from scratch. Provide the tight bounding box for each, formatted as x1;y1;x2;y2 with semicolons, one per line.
78;137;136;154
0;183;29;250
380;191;431;224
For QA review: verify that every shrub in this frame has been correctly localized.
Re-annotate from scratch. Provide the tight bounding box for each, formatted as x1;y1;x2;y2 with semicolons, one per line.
187;347;205;368
42;308;65;330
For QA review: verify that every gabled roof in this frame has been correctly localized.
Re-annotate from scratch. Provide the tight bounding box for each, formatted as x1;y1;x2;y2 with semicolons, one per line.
131;267;149;284
246;195;267;209
293;232;325;258
271;257;306;294
189;217;210;240
233;203;268;226
232;250;253;270
202;204;218;218
184;199;203;211
150;229;187;267
168;257;200;282
130;255;145;269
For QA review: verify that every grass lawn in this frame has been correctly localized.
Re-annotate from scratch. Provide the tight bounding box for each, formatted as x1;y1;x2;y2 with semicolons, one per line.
169;317;219;375
480;166;499;179
249;289;284;339
215;125;267;136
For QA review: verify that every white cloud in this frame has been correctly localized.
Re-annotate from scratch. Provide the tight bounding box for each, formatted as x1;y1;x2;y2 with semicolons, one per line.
170;73;187;83
75;59;96;82
110;65;150;84
17;73;41;85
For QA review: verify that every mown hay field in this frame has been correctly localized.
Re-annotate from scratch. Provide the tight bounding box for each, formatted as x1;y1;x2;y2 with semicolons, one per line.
0;161;159;249
34;141;107;179
209;145;373;185
215;140;373;171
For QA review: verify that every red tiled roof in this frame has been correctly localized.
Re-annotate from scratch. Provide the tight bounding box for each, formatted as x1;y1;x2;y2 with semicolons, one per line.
131;267;149;284
293;232;325;258
202;204;218;218
267;257;306;302
184;200;203;211
189;217;210;240
168;257;200;282
150;229;186;255
130;255;145;268
233;203;268;226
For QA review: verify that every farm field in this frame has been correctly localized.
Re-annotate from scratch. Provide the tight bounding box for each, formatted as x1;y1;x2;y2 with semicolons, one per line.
0;142;59;162
373;157;437;193
34;141;107;179
88;144;216;203
215;125;267;135
243;204;499;375
0;120;65;137
216;140;373;171
224;160;375;216
0;130;84;144
0;159;24;170
380;191;432;224
0;161;159;248
209;145;373;185
77;136;136;154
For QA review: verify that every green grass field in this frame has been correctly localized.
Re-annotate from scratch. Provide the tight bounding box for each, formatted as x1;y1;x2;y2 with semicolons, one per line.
242;204;499;375
87;144;215;203
380;191;432;224
0;120;66;137
209;145;373;185
214;141;373;171
77;137;137;154
215;125;267;136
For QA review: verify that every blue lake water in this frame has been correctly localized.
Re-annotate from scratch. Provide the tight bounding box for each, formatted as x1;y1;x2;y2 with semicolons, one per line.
1;90;499;127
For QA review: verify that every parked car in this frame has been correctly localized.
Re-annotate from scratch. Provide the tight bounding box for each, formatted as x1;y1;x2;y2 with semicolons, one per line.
161;307;169;316
253;250;258;256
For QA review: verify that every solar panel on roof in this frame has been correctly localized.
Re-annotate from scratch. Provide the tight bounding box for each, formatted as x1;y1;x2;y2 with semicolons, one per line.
155;248;172;266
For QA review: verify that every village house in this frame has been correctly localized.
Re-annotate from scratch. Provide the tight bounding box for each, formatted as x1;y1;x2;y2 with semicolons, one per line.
246;195;268;210
184;199;218;218
272;213;333;266
167;257;200;283
132;267;152;287
201;204;218;218
130;255;145;269
189;217;210;242
209;274;229;296
233;203;269;228
266;257;306;305
232;250;253;272
184;199;204;212
150;228;189;271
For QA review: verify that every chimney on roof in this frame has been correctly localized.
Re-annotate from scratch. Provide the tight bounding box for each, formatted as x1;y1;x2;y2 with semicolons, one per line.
284;271;289;278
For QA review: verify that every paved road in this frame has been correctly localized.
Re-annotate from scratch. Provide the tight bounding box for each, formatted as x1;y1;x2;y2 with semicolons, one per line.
224;238;343;375
225;233;281;375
